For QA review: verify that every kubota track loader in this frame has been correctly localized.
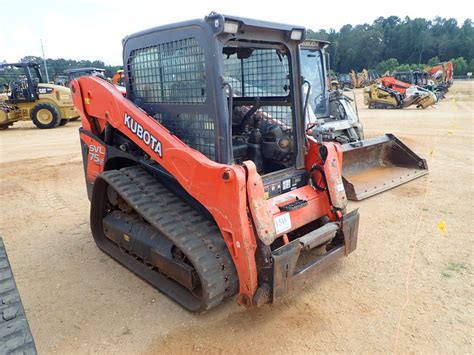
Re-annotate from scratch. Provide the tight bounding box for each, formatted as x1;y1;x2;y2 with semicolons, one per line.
72;14;359;312
299;40;428;200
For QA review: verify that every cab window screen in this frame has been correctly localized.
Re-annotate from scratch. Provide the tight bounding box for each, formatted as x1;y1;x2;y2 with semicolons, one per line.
222;48;290;97
129;37;206;104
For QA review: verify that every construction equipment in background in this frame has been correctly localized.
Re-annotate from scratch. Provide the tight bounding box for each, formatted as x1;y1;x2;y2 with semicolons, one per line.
64;67;106;86
350;70;363;88
349;69;377;88
111;69;125;86
111;69;127;96
0;237;37;354
367;69;380;84
336;73;353;89
53;75;68;87
0;102;22;130
364;76;437;109
363;83;436;109
0;63;79;129
393;70;425;86
65;67;126;97
426;61;453;88
301;40;364;143
380;76;438;108
363;83;405;109
72;14;360;312
300;39;428;200
393;70;446;100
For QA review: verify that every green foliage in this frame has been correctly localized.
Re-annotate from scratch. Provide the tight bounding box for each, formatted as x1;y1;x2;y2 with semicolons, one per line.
308;16;473;74
428;56;440;65
441;261;467;278
0;66;22;90
447;262;467;271
376;58;399;74
469;59;474;74
394;63;411;71
451;57;468;75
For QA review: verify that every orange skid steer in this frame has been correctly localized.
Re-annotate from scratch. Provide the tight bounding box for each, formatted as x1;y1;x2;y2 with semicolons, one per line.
72;14;359;312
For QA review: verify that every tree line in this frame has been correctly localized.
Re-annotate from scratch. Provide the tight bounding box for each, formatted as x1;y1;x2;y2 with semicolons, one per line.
307;16;474;75
2;16;473;81
1;56;121;81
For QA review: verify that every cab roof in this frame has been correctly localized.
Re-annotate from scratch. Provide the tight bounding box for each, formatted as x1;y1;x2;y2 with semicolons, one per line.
0;62;40;69
123;12;305;43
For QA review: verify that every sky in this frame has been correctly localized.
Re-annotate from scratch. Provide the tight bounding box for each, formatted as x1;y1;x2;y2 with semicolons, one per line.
0;0;470;65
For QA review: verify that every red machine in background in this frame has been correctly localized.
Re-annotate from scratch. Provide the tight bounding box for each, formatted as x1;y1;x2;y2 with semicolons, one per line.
365;75;438;109
427;61;453;86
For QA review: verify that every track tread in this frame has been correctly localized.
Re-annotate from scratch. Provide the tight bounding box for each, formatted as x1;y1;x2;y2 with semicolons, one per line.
0;238;37;355
99;166;238;312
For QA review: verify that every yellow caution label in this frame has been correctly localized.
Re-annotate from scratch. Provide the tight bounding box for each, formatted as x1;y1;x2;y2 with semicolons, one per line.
84;97;90;105
123;234;130;242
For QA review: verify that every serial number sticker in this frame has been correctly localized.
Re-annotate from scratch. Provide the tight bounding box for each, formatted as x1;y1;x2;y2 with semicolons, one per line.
274;213;292;234
282;178;291;190
336;183;345;192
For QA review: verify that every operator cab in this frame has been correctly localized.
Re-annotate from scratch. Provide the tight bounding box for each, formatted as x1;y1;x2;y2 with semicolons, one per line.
299;40;363;144
0;63;44;103
299;40;330;118
124;13;308;198
224;40;295;174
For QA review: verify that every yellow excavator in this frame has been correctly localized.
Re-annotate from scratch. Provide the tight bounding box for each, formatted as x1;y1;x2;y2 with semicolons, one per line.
349;69;379;89
0;62;79;129
350;69;367;88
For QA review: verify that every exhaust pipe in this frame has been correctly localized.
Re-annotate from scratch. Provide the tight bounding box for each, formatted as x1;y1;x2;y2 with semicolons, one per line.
341;134;428;200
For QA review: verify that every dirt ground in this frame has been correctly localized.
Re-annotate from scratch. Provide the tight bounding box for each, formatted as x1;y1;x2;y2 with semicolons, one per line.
0;81;472;354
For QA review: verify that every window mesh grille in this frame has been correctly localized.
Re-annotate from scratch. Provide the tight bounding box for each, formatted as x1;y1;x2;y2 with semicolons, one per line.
129;38;206;104
129;37;215;160
154;112;215;160
222;49;290;97
257;105;293;131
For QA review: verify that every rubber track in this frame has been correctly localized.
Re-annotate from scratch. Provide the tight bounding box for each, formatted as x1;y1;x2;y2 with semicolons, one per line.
0;238;36;355
100;166;238;311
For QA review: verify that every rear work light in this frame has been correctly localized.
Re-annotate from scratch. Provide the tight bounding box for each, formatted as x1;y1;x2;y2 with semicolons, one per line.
290;29;303;41
224;21;239;34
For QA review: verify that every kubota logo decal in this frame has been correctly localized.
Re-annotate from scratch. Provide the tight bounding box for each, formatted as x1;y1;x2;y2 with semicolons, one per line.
124;113;162;157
